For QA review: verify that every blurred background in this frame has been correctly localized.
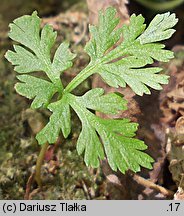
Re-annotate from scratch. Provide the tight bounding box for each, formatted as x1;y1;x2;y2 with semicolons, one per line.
0;0;184;200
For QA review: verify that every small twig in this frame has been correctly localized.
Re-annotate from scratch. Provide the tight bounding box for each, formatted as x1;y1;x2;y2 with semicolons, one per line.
81;180;91;200
28;188;41;200
24;173;35;200
129;171;174;197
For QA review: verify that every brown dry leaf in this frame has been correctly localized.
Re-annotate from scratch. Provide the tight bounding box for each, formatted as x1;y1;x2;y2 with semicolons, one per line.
42;11;88;44
160;46;184;127
86;0;129;25
160;46;184;199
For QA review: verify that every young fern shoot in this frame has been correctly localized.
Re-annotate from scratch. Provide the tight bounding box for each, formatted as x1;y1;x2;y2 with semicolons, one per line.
5;8;178;176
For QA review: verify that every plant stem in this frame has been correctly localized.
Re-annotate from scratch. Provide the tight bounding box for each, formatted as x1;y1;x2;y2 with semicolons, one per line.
64;46;128;93
35;142;49;187
135;0;184;11
64;63;96;93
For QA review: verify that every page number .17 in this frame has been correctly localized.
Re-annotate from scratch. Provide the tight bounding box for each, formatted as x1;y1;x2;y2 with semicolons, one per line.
167;203;180;212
